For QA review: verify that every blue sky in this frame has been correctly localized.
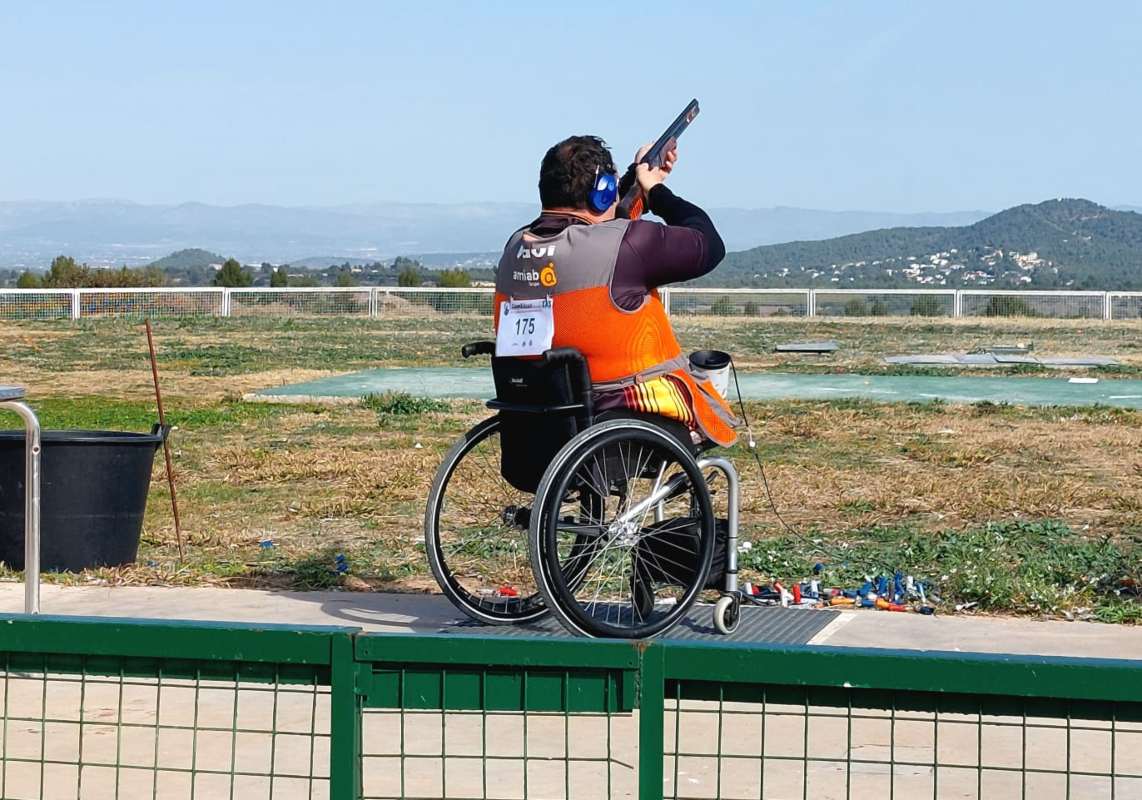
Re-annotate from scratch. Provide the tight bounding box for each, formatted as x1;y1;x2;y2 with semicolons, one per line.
2;1;1139;211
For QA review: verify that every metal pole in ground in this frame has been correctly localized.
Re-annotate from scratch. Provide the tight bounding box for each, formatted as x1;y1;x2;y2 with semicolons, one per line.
145;320;186;559
0;386;40;614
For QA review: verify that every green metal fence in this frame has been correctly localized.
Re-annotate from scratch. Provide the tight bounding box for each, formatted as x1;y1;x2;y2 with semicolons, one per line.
656;643;1142;800
0;615;1140;799
0;615;352;799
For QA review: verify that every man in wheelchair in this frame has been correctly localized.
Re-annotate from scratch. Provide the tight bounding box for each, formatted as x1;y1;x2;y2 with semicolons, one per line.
426;134;744;638
494;134;738;451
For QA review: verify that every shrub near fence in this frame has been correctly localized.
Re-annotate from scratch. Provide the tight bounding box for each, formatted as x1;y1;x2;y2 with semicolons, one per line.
1109;292;1142;320
78;288;224;318
381;288;495;317
2;615;1142;800
230;288;371;317
0;290;72;321
666;289;811;318
959;290;1108;320
812;290;956;318
1;287;1141;321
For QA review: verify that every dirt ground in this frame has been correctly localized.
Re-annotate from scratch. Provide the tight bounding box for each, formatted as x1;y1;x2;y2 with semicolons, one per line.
0;316;1138;621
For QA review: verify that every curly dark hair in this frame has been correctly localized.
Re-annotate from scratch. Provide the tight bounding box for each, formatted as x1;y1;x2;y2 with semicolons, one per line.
538;135;617;210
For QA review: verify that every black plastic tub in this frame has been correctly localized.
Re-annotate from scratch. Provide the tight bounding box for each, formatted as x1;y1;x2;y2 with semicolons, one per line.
0;427;166;572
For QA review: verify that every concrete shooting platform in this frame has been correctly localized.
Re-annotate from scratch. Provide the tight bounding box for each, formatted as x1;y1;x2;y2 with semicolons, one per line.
4;584;1140;659
251;368;1142;409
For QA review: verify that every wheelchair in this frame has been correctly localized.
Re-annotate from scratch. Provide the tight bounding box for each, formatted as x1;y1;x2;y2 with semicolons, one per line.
425;341;743;639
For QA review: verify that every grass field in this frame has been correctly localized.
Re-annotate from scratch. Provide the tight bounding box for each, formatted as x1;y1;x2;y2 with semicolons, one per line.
1;315;1139;622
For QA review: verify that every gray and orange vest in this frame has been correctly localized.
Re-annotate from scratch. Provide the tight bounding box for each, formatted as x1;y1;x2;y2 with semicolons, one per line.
495;219;738;447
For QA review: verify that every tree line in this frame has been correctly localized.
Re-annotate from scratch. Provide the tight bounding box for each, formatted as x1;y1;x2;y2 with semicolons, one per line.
4;255;475;289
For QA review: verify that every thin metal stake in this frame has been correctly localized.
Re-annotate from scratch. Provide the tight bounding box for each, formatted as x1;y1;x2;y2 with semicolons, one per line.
144;319;185;559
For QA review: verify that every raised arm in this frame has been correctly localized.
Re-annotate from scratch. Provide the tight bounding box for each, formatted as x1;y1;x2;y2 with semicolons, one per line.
612;184;726;309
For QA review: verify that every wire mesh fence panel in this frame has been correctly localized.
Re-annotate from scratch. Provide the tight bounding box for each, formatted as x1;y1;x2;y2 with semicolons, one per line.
0;291;72;321
666;289;811;318
378;289;496;318
360;707;636;800
77;289;224;319
354;640;641;800
661;682;1142;800
960;291;1106;319
1109;292;1142;320
813;290;955;318
229;289;372;317
5;286;1142;322
0;654;330;800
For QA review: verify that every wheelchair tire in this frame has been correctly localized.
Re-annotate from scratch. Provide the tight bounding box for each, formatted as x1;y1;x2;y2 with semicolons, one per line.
713;594;741;635
425;416;547;625
529;420;716;639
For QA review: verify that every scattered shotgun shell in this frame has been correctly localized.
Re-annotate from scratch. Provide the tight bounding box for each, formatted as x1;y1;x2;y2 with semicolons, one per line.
773;581;792;607
875;598;908;612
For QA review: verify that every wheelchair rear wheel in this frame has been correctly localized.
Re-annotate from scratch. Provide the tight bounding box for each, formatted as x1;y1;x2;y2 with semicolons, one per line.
425;417;547;624
530;420;716;638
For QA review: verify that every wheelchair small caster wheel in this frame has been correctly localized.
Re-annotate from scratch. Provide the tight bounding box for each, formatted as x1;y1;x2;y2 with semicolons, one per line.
713;594;741;635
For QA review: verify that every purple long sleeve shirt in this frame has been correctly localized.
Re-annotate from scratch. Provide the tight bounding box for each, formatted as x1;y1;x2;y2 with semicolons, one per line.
524;184;726;310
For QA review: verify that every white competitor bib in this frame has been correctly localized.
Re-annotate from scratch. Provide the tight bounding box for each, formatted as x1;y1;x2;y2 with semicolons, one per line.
496;297;554;357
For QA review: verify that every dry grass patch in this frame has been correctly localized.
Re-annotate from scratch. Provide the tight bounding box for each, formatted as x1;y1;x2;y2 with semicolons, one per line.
2;317;1139;618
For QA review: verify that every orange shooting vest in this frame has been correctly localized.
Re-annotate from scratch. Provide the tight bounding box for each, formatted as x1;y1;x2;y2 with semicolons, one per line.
495;219;738;447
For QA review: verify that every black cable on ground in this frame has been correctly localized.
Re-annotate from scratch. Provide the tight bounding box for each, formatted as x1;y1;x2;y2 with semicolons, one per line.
728;356;810;542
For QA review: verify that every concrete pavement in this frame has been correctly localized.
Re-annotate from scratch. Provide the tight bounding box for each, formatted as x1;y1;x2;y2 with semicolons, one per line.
2;583;1139;659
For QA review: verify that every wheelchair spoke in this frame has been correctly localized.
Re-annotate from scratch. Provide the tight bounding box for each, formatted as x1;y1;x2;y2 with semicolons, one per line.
554;522;607;538
635;541;693;587
578;460;613;510
475;443;522;515
586;539;633;617
536;423;717;637
637;460;669;533
557;447;698;602
429;419;544;621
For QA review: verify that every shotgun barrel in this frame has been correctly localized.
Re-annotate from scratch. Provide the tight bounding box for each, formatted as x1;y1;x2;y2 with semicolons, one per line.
617;98;700;220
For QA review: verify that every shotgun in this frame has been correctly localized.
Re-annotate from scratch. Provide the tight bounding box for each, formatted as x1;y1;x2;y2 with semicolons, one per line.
616;98;700;220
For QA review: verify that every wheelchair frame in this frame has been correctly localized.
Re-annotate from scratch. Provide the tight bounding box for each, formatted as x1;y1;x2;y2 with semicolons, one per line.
425;341;743;638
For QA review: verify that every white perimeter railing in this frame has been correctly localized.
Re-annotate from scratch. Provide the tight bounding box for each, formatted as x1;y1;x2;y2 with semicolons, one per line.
0;286;1139;321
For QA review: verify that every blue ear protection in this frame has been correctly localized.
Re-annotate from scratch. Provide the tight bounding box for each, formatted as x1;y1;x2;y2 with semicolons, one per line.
588;165;618;212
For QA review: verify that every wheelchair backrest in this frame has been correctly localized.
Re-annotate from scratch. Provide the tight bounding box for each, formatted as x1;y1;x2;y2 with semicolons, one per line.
492;355;591;493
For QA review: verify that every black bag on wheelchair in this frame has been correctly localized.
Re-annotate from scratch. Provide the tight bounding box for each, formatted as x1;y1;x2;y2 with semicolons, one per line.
492;356;588;494
635;517;729;590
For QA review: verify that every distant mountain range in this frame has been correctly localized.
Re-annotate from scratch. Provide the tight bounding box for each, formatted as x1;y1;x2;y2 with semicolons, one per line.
0;198;990;268
713;199;1142;290
3;198;1139;290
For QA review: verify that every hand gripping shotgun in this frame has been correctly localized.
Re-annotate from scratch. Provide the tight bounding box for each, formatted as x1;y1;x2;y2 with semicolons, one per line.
616;98;700;220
